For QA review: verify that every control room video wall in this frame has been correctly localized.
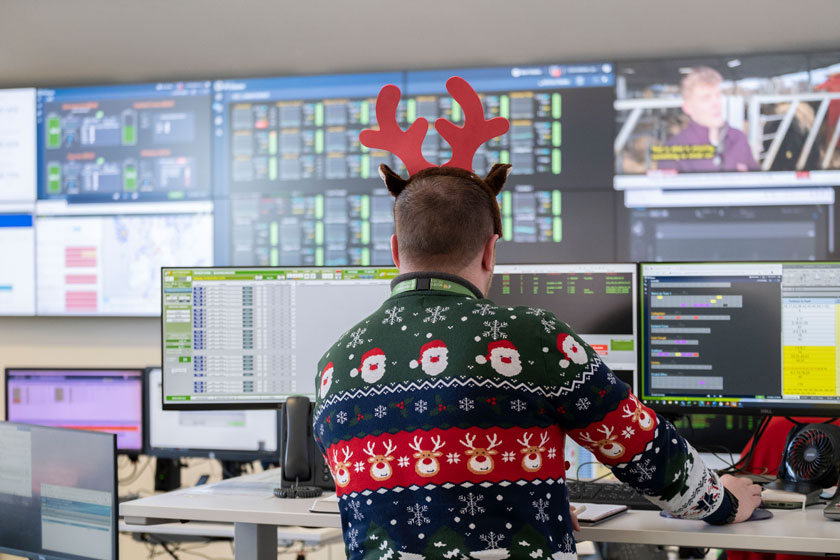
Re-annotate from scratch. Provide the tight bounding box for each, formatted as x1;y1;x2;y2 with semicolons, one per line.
1;49;839;316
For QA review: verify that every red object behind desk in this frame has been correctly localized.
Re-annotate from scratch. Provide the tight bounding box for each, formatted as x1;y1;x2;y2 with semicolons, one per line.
727;416;840;560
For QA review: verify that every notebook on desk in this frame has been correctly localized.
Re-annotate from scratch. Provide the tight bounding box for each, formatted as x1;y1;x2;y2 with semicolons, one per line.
571;502;629;525
310;493;340;514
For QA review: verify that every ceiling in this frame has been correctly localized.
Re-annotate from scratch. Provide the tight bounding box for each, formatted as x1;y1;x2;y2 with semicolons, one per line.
1;0;839;89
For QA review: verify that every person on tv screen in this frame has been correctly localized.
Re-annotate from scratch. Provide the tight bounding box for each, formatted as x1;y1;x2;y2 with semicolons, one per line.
657;67;759;173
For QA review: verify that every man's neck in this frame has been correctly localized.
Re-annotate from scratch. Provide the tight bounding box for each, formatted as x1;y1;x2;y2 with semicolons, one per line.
691;119;722;145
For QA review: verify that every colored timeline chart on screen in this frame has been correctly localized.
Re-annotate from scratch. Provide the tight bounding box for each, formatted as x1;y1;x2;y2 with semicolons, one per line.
162;267;396;408
405;64;617;264
639;262;840;415
36;81;213;203
212;72;403;267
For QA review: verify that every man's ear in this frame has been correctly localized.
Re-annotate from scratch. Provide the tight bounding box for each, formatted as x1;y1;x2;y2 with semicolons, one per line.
481;234;499;272
379;164;409;197
483;164;512;196
390;234;401;269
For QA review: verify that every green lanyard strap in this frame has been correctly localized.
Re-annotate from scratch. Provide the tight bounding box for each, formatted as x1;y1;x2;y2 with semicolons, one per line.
391;278;477;298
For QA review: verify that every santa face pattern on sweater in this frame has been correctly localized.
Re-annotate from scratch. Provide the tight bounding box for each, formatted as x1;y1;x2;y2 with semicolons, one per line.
314;277;724;560
351;348;387;384
475;339;523;377
319;362;334;398
410;340;449;376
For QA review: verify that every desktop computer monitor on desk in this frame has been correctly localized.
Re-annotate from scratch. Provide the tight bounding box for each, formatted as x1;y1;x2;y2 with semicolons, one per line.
146;366;279;461
639;262;840;416
4;368;145;454
160;266;397;409
0;422;117;560
160;266;397;494
490;263;638;390
146;366;280;488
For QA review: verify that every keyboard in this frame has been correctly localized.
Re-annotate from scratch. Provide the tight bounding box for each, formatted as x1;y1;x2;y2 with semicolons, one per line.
566;480;659;510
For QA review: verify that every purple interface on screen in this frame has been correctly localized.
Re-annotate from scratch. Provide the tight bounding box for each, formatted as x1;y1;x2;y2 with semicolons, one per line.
6;369;143;451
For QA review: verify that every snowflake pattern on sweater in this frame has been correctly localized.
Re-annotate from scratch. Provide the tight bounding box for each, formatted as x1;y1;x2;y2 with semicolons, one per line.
314;276;724;559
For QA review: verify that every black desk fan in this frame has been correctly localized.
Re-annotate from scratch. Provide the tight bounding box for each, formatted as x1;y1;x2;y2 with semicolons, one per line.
763;422;840;514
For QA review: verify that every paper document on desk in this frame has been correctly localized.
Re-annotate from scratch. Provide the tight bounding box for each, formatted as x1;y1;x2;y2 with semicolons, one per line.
192;481;278;496
570;502;628;525
310;494;339;514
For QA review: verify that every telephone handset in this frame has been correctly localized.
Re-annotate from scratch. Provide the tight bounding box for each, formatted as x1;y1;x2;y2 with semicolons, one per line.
274;395;334;499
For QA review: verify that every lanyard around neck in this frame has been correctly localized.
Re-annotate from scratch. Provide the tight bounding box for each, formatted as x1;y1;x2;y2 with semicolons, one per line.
391;277;477;298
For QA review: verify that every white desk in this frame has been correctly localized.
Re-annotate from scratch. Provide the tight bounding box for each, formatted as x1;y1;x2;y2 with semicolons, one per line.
121;470;340;560
119;520;342;546
121;470;840;559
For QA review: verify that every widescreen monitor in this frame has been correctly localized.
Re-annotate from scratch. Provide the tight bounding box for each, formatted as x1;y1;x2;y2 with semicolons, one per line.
490;263;637;389
614;50;840;190
639;261;840;415
0;422;116;560
4;368;145;453
161;266;397;409
146;367;279;460
36;81;212;204
211;62;618;268
405;64;618;265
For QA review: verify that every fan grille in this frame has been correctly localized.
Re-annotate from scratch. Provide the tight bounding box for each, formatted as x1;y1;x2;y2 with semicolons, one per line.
787;428;835;481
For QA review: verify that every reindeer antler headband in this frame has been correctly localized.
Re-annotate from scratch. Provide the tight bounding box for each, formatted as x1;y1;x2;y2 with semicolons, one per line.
359;77;512;236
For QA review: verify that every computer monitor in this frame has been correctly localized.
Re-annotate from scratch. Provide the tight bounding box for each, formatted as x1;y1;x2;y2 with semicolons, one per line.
161;266;397;409
146;367;279;460
212;71;402;267
614;50;840;190
639;261;840;415
489;263;638;389
4;368;145;453
405;64;617;264
36;81;212;204
0;421;117;560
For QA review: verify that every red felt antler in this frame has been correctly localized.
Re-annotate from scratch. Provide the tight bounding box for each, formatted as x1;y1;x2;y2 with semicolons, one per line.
435;77;510;171
359;84;435;175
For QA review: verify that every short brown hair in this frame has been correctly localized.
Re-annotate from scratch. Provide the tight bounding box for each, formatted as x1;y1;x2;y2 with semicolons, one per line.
394;171;498;270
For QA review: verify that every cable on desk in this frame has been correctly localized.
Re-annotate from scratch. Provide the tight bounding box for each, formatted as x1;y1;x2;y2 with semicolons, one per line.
572;461;614;482
717;416;771;476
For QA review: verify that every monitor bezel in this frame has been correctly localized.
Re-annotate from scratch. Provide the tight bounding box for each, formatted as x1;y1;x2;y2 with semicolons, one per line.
0;422;118;560
160;265;398;410
143;366;281;461
637;260;840;417
3;367;147;454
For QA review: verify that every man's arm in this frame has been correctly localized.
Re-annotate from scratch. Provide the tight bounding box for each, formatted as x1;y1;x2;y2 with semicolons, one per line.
543;318;760;522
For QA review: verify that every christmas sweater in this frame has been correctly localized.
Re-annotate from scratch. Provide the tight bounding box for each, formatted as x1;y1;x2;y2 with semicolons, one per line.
313;273;731;560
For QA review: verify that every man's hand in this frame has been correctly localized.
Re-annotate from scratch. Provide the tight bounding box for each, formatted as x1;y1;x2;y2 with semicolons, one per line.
721;474;763;523
570;505;582;531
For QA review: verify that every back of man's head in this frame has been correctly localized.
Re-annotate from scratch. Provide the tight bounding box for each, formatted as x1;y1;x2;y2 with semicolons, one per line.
394;168;498;271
